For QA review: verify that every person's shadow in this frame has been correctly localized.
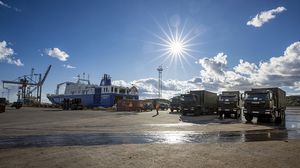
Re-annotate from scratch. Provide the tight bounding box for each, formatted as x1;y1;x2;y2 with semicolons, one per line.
152;114;159;117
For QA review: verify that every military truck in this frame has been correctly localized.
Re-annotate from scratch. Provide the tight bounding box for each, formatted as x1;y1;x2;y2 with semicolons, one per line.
218;91;242;119
170;96;181;112
243;87;286;123
0;98;6;113
181;90;218;116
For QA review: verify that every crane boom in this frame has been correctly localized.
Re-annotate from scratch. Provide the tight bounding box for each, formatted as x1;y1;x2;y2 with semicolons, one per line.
40;65;51;85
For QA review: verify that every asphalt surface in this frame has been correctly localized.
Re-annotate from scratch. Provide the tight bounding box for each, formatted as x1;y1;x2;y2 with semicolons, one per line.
0;107;299;148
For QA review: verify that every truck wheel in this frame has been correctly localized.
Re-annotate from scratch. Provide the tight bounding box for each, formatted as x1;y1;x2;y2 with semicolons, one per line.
245;114;253;122
270;113;276;123
171;109;174;113
281;112;285;122
234;113;238;119
237;110;241;119
276;111;285;123
219;112;223;119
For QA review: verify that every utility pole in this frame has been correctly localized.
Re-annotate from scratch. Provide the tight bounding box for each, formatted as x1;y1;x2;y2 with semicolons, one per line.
157;65;163;99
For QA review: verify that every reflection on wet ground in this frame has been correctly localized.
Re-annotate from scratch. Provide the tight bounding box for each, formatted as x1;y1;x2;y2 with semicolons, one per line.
0;109;299;149
0;129;298;149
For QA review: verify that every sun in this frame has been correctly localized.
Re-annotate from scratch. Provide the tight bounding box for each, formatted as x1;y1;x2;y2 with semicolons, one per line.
148;18;200;69
169;41;184;56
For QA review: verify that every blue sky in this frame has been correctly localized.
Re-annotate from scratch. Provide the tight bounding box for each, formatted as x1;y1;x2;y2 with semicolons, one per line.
1;0;300;101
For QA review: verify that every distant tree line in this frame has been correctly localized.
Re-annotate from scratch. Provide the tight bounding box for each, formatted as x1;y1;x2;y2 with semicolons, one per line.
287;96;300;106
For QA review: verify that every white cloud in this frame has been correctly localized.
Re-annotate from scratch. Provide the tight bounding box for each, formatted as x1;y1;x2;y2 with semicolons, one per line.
0;40;24;66
7;58;24;66
196;41;300;91
253;41;300;86
0;1;21;12
247;6;286;27
120;41;300;99
113;78;203;99
109;42;300;99
197;52;227;82
63;64;76;69
233;59;258;75
0;1;10;8
46;48;69;61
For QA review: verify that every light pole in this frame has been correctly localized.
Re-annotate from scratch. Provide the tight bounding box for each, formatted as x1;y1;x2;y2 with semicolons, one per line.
157;65;163;99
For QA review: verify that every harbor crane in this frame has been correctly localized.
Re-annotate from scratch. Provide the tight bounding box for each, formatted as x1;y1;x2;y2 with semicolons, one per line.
2;65;51;105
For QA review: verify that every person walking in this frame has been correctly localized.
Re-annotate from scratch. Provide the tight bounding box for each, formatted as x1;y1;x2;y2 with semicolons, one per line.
155;100;160;115
152;100;160;116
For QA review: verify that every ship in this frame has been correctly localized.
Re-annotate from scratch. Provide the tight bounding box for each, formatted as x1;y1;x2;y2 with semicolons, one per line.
47;74;139;107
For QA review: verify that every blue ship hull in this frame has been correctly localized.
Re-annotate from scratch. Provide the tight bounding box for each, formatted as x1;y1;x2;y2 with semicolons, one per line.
47;93;138;107
47;74;139;107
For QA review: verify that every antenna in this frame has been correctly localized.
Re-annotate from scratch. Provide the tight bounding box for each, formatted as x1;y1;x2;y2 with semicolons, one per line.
157;65;163;99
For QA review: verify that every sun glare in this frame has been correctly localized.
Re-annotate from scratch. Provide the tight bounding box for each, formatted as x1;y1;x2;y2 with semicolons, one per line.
148;18;200;69
169;41;184;56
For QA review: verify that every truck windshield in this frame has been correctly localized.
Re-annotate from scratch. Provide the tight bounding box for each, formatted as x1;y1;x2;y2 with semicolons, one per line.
181;95;195;102
245;93;268;100
171;98;180;104
219;95;237;101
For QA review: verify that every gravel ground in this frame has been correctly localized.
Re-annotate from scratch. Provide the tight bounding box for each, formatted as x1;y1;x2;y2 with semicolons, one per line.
0;140;299;168
0;107;275;136
0;107;299;168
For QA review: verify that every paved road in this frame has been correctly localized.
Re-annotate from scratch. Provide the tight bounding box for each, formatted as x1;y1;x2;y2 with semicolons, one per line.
0;107;299;148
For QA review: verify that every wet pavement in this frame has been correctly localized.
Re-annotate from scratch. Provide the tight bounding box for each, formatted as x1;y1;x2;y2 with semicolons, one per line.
0;129;299;149
0;108;299;149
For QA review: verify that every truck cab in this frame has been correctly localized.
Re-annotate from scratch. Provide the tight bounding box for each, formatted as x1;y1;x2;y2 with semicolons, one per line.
218;91;241;119
181;93;198;115
170;96;181;112
243;88;286;123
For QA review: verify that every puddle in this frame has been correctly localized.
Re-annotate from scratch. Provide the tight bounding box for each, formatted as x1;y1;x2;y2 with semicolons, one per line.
0;129;299;149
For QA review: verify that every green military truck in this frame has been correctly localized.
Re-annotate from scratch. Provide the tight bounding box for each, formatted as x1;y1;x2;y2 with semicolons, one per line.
181;90;218;116
218;91;242;119
243;87;286;123
170;96;181;112
0;98;6;113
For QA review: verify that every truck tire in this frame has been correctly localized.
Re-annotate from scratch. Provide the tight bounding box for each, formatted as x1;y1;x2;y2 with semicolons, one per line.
219;112;223;119
276;110;285;123
237;110;241;118
234;113;238;119
245;114;253;122
270;112;276;123
281;111;286;122
171;109;174;112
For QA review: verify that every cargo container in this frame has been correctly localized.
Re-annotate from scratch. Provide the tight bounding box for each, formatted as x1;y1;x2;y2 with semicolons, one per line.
243;87;286;123
116;99;144;112
181;90;218;116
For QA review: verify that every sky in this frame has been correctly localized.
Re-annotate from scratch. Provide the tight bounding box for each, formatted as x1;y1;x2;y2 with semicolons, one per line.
1;0;300;101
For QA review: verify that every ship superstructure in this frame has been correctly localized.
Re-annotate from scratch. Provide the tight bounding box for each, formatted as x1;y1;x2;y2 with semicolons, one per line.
47;74;138;107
